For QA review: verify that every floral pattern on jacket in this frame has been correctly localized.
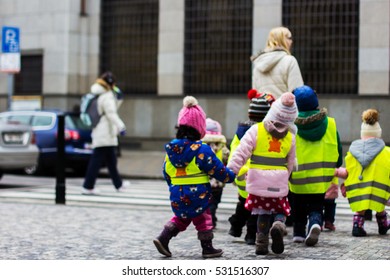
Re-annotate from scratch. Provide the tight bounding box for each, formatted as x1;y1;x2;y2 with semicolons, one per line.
163;138;235;218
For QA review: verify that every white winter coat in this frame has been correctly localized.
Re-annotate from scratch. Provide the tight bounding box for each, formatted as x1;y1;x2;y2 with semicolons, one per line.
252;49;304;99
90;83;126;148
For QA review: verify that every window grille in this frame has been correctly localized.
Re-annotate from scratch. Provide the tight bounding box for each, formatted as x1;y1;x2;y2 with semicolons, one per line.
184;0;253;94
283;0;359;94
14;54;43;95
100;0;158;94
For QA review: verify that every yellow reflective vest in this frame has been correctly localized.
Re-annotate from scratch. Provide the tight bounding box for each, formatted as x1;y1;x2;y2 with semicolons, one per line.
289;117;338;194
229;134;249;198
344;146;390;212
165;155;209;185
249;122;292;171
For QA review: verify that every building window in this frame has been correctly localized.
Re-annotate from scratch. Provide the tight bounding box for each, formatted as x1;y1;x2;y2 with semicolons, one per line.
14;54;43;95
184;0;253;94
100;0;159;94
283;0;359;94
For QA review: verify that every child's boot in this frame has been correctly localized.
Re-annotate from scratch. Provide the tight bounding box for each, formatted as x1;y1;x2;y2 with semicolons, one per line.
305;211;322;246
153;222;180;257
198;230;223;258
244;227;256;245
244;215;257;245
255;214;271;254
270;221;285;254
375;211;390;235
352;214;367;237
228;215;243;237
255;232;269;255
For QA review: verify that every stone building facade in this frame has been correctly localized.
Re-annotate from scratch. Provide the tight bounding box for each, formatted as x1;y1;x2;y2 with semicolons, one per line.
0;0;389;149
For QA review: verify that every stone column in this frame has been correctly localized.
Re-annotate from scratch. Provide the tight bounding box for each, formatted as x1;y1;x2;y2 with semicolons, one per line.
158;0;185;96
359;0;390;95
252;0;282;55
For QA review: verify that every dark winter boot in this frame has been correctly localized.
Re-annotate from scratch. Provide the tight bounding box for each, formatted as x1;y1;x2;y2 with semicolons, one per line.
364;209;373;221
244;214;258;245
228;215;243;237
255;233;269;255
376;211;390;235
305;211;322;246
352;214;367;237
153;222;180;257
244;228;256;245
270;221;285;254
198;231;223;258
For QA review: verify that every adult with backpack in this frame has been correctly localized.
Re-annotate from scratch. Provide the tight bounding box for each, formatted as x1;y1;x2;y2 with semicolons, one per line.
82;71;129;195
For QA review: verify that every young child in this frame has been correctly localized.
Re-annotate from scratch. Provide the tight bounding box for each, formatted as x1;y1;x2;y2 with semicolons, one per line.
201;118;230;228
227;92;297;255
289;85;343;246
153;96;235;258
335;109;390;237
228;89;275;245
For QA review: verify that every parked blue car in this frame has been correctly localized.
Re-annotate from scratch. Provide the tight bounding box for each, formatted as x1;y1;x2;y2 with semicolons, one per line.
0;110;92;175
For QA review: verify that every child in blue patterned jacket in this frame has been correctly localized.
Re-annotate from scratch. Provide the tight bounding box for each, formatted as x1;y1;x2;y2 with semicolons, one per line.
153;96;235;258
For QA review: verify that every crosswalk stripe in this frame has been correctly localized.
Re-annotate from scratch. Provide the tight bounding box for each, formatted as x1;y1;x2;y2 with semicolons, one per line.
0;175;388;217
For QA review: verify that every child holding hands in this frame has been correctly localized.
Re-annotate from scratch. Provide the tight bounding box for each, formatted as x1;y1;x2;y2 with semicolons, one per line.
227;92;298;255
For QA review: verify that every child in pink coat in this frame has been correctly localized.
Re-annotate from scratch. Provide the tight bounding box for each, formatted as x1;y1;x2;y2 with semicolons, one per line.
227;92;297;255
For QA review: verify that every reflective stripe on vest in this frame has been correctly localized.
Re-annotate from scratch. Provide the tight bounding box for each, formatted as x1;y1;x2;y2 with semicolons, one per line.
229;134;249;198
344;146;390;212
289;117;338;194
165;155;209;185
249;122;292;171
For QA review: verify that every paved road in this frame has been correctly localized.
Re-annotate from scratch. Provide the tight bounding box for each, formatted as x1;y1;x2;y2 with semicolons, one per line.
0;174;389;260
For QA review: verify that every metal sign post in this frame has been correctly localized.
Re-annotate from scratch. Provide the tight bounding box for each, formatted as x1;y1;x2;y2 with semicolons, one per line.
56;114;66;204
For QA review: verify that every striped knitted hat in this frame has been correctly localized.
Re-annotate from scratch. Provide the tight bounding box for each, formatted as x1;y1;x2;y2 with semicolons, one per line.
247;89;275;122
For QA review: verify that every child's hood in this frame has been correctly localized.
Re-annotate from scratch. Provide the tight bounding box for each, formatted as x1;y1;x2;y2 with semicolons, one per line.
235;120;256;140
349;138;385;168
295;108;328;141
165;138;201;167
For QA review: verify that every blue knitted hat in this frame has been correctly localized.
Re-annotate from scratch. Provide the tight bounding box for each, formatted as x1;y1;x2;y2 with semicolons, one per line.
293;85;319;111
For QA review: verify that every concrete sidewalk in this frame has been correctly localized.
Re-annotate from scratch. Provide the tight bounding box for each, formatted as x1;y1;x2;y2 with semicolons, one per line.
103;149;166;180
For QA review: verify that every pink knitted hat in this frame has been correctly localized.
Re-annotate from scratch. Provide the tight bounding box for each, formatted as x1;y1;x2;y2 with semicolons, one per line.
177;96;207;138
263;92;298;133
201;118;227;144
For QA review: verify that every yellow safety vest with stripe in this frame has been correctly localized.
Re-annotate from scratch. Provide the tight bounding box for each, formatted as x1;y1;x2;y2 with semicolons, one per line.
215;149;223;162
164;155;209;185
249;122;292;171
344;146;390;212
229;134;250;198
289;117;338;194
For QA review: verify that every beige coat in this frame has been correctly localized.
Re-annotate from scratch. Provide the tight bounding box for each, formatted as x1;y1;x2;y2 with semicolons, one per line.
252;50;303;99
90;83;126;148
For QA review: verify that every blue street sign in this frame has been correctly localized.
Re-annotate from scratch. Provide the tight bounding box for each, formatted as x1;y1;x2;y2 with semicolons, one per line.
2;26;20;53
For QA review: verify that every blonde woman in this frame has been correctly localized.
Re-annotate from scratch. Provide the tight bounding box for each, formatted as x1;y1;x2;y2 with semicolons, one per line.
251;27;303;99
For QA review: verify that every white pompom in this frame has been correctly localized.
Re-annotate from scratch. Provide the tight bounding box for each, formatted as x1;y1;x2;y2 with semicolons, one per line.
183;96;198;107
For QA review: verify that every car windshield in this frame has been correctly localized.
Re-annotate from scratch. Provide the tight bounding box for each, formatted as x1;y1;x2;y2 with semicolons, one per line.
66;115;91;130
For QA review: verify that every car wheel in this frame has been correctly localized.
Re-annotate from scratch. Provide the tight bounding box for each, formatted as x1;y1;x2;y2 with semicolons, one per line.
24;165;39;175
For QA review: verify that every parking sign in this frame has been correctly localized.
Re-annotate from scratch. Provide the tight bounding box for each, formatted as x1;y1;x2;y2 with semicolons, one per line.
2;26;20;53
